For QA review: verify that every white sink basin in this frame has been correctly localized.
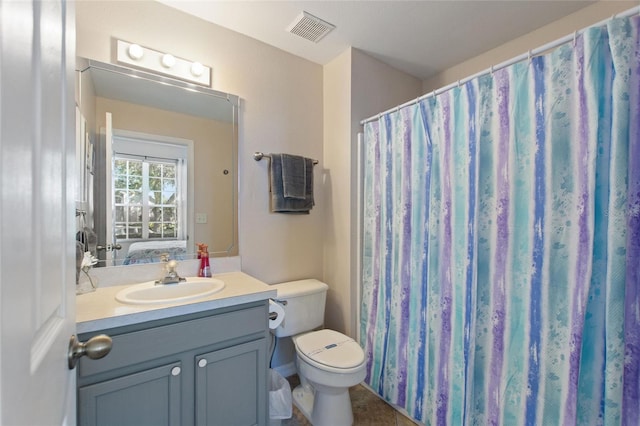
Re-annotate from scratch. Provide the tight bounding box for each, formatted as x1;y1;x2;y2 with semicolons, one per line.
115;277;225;305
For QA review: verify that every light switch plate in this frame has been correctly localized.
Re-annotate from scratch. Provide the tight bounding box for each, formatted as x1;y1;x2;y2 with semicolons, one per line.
196;213;207;224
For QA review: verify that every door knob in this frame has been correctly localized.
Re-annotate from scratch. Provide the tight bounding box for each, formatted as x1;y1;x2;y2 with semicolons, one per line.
68;334;112;369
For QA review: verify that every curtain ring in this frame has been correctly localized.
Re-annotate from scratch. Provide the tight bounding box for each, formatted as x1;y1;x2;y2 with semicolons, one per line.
573;31;578;46
528;50;532;63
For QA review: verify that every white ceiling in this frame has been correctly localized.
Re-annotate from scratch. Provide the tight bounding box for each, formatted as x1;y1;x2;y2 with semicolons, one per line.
157;0;596;80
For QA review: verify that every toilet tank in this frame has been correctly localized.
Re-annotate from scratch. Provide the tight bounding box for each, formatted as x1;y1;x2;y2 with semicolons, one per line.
270;279;329;337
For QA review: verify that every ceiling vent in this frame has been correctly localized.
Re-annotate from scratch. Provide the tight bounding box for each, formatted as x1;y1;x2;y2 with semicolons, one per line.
286;11;336;43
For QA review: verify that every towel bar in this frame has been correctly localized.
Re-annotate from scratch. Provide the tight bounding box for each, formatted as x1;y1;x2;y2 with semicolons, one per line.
253;151;318;165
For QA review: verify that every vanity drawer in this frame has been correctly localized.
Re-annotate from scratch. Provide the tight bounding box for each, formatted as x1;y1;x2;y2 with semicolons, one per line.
78;303;267;377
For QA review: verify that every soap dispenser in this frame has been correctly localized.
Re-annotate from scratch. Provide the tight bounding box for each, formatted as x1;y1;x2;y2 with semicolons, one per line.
196;243;205;277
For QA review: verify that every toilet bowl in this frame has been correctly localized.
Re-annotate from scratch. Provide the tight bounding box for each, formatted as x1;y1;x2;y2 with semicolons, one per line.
292;329;366;426
270;279;366;426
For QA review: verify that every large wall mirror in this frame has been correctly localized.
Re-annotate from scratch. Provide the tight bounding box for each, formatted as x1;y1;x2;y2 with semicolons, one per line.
76;58;239;267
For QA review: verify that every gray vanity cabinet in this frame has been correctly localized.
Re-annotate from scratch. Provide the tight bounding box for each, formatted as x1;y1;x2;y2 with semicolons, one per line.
77;301;269;426
78;361;183;425
195;340;266;425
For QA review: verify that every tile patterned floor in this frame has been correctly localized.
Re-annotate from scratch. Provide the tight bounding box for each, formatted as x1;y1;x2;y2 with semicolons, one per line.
281;375;418;426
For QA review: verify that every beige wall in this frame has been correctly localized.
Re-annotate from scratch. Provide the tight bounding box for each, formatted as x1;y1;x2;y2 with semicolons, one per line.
76;1;324;284
322;49;353;334
423;1;637;92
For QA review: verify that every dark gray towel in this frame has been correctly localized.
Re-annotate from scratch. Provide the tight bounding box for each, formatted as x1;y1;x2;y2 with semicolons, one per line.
281;154;306;199
269;154;314;214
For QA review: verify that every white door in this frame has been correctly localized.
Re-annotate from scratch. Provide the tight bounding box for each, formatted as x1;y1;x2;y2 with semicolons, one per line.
0;0;77;424
104;112;117;265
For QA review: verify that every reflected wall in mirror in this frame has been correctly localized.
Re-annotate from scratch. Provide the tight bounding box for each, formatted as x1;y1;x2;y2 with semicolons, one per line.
76;58;239;267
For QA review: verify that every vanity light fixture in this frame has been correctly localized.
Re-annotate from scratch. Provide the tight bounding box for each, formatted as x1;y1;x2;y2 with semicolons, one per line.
116;40;212;87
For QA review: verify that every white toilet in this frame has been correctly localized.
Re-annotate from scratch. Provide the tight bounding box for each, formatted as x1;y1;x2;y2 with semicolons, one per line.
270;279;366;426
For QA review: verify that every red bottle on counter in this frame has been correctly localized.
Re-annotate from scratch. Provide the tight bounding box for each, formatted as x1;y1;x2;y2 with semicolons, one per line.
200;245;211;278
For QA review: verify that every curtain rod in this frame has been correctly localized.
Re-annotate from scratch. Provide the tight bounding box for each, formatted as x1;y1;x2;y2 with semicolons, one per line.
360;6;639;125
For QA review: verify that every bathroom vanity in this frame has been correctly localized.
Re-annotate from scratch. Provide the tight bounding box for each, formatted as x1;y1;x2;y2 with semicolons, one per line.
75;271;276;426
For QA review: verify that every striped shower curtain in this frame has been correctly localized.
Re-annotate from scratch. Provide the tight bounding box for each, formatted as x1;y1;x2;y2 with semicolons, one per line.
360;15;639;425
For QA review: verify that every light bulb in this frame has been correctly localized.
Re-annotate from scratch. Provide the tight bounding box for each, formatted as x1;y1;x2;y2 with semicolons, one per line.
127;44;144;60
161;53;176;68
190;62;205;77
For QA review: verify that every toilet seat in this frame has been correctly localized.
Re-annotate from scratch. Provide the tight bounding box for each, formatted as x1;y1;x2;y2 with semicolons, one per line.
294;329;365;374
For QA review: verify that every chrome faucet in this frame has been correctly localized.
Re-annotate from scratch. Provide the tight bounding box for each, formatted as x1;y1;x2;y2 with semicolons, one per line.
155;254;186;285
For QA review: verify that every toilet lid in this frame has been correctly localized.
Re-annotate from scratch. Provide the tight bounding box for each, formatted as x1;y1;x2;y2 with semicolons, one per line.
295;329;365;369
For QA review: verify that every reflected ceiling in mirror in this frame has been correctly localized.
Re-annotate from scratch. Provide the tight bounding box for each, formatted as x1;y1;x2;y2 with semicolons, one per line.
77;58;239;267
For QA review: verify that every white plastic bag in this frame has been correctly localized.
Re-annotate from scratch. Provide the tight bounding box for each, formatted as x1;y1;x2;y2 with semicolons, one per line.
269;369;292;419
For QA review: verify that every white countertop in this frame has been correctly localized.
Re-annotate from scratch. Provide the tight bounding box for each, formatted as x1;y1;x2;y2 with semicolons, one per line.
76;271;276;334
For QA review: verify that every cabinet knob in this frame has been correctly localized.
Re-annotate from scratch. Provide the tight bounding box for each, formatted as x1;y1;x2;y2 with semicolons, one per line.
171;366;181;376
198;359;207;368
68;334;112;369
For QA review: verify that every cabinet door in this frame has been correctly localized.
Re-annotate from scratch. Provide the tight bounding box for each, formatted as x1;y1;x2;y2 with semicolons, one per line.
195;339;267;426
79;362;182;426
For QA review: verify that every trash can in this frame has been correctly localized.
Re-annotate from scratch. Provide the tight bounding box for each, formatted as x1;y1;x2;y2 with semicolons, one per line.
268;369;292;426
